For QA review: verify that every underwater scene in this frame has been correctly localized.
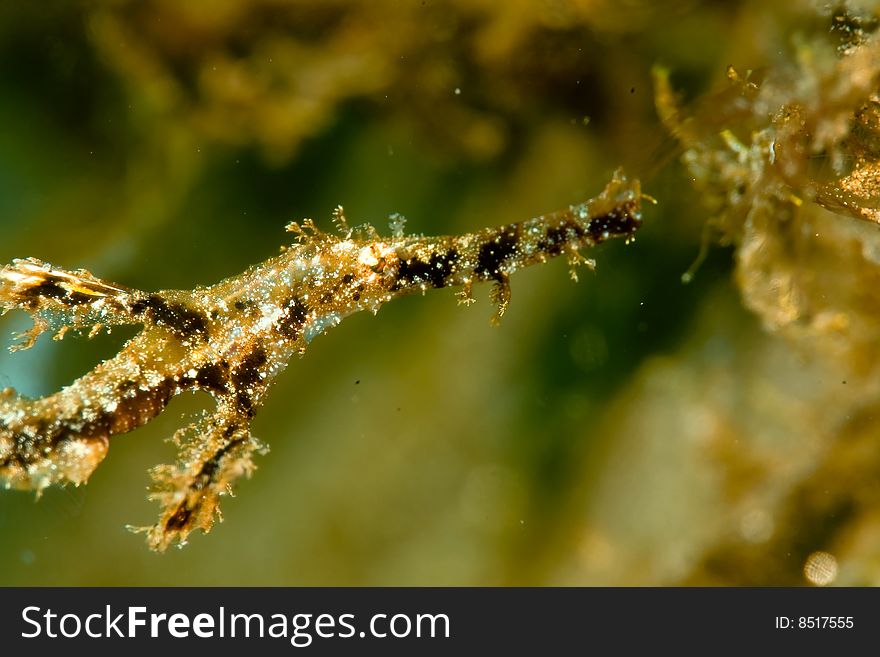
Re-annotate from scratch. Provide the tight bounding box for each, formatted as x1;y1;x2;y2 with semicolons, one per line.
0;0;877;587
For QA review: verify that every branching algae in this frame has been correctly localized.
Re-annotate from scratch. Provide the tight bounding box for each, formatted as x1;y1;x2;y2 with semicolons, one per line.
0;170;644;550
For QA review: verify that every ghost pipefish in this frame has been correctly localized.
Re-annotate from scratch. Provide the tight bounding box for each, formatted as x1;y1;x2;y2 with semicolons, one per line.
0;169;646;551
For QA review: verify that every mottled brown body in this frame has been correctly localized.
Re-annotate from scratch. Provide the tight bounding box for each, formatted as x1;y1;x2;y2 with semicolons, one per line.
0;170;645;550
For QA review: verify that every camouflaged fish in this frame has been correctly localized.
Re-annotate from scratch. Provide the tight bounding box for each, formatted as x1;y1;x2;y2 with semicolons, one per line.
0;169;646;550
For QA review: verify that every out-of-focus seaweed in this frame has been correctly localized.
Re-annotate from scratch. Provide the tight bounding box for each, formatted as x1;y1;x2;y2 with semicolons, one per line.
601;0;880;584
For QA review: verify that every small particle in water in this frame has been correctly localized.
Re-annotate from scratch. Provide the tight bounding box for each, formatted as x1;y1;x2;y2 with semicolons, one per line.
454;87;461;95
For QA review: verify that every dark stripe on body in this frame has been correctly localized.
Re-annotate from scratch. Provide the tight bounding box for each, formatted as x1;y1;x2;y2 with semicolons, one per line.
231;347;268;417
166;435;247;530
131;294;209;339
278;297;310;339
394;249;460;290
195;362;230;394
476;226;519;279
165;505;192;531
192;436;245;491
233;348;267;390
178;362;231;395
0;379;176;469
586;205;641;242
537;219;586;256
21;280;97;308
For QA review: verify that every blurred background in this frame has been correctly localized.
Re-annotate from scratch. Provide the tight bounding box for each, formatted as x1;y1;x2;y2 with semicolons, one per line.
1;0;877;586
